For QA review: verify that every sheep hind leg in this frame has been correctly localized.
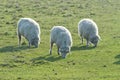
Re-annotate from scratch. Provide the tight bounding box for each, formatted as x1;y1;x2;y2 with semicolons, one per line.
81;37;84;44
57;46;60;55
18;34;21;47
49;42;53;55
80;34;84;44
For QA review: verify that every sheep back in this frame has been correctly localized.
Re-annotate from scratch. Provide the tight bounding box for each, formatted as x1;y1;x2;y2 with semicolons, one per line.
50;26;72;58
17;18;40;47
78;18;100;47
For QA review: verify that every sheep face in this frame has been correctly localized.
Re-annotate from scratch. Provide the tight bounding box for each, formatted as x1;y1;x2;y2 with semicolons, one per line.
31;38;39;48
59;46;70;58
90;36;99;47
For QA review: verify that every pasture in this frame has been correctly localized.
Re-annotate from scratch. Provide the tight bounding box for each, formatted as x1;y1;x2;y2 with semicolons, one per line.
0;0;120;80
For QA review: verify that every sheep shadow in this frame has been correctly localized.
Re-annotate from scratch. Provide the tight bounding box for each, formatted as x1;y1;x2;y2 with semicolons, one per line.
71;45;95;51
0;45;29;53
113;54;120;65
31;54;62;64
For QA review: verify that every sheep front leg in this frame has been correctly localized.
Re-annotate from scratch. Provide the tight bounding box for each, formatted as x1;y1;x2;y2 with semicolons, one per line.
86;40;90;47
28;39;32;48
28;42;31;48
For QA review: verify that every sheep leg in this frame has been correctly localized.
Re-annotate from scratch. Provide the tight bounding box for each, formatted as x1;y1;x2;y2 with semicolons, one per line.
80;34;83;44
28;41;31;48
49;42;53;55
86;40;90;47
57;46;60;55
18;34;21;47
81;37;83;44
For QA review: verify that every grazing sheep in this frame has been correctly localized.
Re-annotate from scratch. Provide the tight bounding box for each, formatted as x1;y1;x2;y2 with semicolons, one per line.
17;18;40;48
78;18;100;47
49;26;72;58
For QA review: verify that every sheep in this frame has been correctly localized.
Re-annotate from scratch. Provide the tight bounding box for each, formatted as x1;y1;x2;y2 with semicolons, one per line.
78;18;100;47
49;26;72;58
17;18;40;48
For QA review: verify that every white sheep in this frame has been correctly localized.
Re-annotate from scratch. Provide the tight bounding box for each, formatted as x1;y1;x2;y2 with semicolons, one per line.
49;26;72;58
78;18;100;47
17;18;40;48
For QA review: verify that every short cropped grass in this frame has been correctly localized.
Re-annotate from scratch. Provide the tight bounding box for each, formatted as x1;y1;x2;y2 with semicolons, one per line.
0;0;120;80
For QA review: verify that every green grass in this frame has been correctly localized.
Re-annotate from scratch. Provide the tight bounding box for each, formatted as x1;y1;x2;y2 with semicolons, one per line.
0;0;120;80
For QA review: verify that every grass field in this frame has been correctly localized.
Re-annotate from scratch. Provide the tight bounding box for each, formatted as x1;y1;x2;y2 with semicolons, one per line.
0;0;120;80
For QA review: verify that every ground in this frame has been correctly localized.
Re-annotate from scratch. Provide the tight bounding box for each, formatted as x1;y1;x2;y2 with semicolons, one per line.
0;0;120;80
